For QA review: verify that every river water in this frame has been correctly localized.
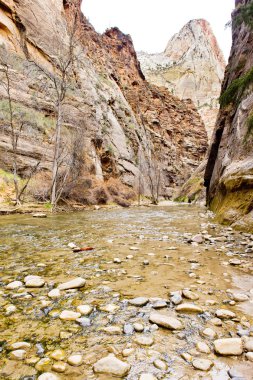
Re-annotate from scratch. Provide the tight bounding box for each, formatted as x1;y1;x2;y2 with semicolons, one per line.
0;204;252;379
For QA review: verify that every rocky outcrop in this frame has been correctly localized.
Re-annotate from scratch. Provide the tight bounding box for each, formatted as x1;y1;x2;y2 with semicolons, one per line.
205;0;253;230
138;19;226;139
0;0;207;202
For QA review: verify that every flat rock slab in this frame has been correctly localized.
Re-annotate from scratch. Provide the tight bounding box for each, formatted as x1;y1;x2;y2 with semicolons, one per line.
93;354;130;377
57;277;86;290
176;303;203;313
214;338;243;355
192;359;213;371
149;312;183;330
129;297;149;306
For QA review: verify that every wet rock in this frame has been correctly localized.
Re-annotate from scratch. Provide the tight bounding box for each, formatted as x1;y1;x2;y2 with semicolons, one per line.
38;374;59;380
103;326;122;335
154;359;168;370
192;358;213;371
50;349;65;361
25;275;45;288
129;297;149;306
176;303;203;313
93;354;130;377
149;312;183;330
76;305;93;315
52;361;66;373
48;289;61;299
122;348;134;357
59;310;81;321
196;342;210;354
182;289;199;301
215;309;236;319
100;304;119;312
171;292;183;305
139;374;157;380
134;335;154;346
202;328;216;339
57;277;86;290
9;349;27;360
214;338;243;355
6;281;23;290
9;342;31;350
67;354;83;366
133;323;144;332
76;317;91;326
35;358;52;371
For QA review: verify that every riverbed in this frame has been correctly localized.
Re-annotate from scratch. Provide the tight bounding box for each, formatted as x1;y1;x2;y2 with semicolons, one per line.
0;204;252;379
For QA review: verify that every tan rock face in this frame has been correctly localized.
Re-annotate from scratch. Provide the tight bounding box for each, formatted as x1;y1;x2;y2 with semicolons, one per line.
0;0;207;200
205;0;253;230
138;19;226;139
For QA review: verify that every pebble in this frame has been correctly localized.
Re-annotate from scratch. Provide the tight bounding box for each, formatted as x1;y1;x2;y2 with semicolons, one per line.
38;374;59;380
143;260;149;265
36;358;52;371
103;326;122;335
210;317;222;326
52;361;66;373
50;349;65;361
181;352;192;362
149;312;183;330
67;354;83;366
33;213;47;218
229;259;242;265
48;289;61;299
215;309;236;319
9;342;31;350
5;304;17;315
192;358;213;371
171;292;183;305
93;354;130;377
139;374;158;380
191;234;203;244
25;275;45;288
196;342;210;354
100;304;119;312
243;337;253;351
76;305;93;315
246;352;253;361
214;338;243;355
129;297;149;306
6;281;23;289
122;348;135;357
134;335;154;346
59;310;81;321
202;328;216;339
9;349;27;360
176;303;203;313
182;289;199;300
57;277;86;290
133;323;144;332
114;258;122;263
124;323;134;335
154;359;168;370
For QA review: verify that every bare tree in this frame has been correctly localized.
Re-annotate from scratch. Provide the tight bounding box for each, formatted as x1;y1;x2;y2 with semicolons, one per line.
0;46;40;205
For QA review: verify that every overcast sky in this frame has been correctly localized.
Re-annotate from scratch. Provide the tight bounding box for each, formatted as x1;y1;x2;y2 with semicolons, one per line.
83;0;235;61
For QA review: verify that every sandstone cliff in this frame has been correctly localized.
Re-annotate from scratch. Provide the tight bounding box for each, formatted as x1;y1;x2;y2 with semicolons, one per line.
138;19;226;139
0;0;207;204
205;0;253;230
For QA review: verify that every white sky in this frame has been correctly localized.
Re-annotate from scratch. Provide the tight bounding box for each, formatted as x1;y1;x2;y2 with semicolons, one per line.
83;0;235;61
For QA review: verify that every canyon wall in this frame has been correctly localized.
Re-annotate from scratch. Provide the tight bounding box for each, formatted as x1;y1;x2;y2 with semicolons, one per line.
0;0;207;203
205;0;253;230
138;19;226;140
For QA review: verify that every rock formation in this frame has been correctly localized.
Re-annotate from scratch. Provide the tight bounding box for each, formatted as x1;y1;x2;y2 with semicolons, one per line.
138;19;226;139
205;0;253;230
0;0;207;203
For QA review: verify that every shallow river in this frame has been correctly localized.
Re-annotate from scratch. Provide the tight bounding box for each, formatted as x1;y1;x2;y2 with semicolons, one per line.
0;204;252;379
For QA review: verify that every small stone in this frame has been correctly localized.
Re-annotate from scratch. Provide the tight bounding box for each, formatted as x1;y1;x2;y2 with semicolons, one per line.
182;289;199;300
149;312;183;330
52;361;66;373
154;359;167;370
36;358;52;371
38;374;59;380
48;289;61;299
202;328;216;339
196;342;210;354
210;317;222;326
176;303;203;313
151;300;167;309
9;342;31;350
9;349;27;360
139;374;157;380
59;310;81;321
228;292;249;302
50;349;65;361
215;309;236;319
25;275;45;288
143;260;149;265
76;305;93;315
181;352;192;362
124;323;134;335
134;335;154;346
5;304;17;315
67;354;83;366
192;234;203;244
214;338;243;355
57;277;86;290
6;281;23;290
229;259;242;265
122;348;134;357
133;323;144;332
103;326;122;335
129;297;149;306
114;258;122;263
192;359;213;371
76;317;91;326
33;213;47;218
171;293;182;305
246;352;253;362
100;304;119;312
243;337;253;351
93;354;130;377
